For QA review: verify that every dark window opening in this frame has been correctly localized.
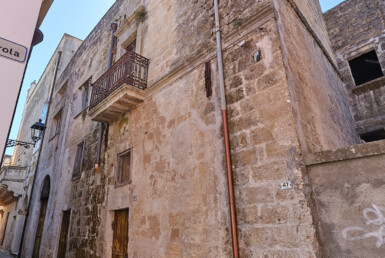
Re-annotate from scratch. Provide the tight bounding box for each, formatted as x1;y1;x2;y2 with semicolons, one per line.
125;40;136;53
360;128;385;142
117;149;131;184
57;210;71;258
51;110;62;138
57;82;67;102
73;141;84;179
79;78;91;111
124;40;137;77
40;176;51;201
55;115;62;135
82;84;89;110
348;50;384;86
205;61;212;97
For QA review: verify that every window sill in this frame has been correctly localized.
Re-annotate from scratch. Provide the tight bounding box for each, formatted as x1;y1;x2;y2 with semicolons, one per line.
74;106;89;119
71;175;81;181
49;132;59;142
56;97;65;107
352;76;385;95
114;181;131;188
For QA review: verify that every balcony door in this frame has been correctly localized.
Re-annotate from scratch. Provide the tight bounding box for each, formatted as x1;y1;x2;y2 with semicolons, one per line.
125;40;136;77
125;40;136;53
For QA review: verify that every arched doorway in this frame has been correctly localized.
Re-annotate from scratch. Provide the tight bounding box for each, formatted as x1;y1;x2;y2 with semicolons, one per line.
32;176;50;258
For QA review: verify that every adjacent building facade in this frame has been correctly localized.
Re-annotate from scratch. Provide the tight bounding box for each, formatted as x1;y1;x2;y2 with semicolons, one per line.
299;1;385;257
0;34;82;256
0;0;54;164
2;0;383;257
325;0;385;141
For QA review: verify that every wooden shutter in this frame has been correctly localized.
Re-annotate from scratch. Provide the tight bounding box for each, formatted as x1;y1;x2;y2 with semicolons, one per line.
121;151;131;183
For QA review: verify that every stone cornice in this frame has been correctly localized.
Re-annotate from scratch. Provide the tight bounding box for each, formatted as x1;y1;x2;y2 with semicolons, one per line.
144;3;275;98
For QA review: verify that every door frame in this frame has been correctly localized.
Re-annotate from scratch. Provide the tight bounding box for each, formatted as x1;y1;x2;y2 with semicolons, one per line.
56;209;71;258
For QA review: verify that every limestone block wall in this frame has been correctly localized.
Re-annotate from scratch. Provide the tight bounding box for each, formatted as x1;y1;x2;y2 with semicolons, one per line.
325;0;385;135
105;65;231;257
292;0;335;59
335;32;385;134
224;1;359;255
21;0;364;257
324;0;385;54
21;1;123;257
306;140;385;257
156;0;270;81
224;17;319;256
273;0;359;153
103;0;343;256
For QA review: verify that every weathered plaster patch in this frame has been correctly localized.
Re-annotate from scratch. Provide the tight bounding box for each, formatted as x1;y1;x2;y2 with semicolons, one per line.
171;121;192;162
256;35;273;68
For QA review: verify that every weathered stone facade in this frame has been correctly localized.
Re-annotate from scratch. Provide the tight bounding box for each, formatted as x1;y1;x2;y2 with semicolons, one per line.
1;155;11;166
17;0;374;257
305;139;385;257
325;0;385;136
0;34;81;256
293;2;385;256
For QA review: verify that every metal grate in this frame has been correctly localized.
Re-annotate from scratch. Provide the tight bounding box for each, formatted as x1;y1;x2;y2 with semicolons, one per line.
89;51;149;110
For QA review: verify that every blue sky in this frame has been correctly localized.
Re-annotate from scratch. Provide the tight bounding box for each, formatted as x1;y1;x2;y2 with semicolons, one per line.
320;0;345;12
6;0;115;155
5;0;346;155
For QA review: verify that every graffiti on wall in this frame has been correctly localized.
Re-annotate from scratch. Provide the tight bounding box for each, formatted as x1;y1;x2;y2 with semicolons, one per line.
342;204;385;247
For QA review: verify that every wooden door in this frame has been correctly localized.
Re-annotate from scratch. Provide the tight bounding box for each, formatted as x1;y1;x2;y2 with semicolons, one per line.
57;210;71;258
32;199;48;258
112;209;129;258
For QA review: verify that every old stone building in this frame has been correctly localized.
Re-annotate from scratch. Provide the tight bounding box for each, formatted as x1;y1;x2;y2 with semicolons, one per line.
12;0;385;257
0;34;81;256
298;1;385;257
324;0;385;141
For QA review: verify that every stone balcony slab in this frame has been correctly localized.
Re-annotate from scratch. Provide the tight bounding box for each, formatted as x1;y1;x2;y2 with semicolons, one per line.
88;84;145;123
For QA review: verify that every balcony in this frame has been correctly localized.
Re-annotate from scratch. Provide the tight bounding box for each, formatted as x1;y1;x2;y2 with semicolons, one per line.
0;166;28;206
89;51;149;123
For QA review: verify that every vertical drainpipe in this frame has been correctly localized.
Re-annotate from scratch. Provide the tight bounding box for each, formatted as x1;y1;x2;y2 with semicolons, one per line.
95;22;118;170
18;51;62;258
213;0;239;257
108;22;118;69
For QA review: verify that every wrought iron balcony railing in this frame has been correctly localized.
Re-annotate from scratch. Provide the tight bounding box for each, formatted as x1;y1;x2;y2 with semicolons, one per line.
89;51;149;110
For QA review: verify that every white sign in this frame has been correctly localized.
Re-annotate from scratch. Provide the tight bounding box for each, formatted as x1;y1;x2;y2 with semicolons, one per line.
280;181;293;190
0;37;28;63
